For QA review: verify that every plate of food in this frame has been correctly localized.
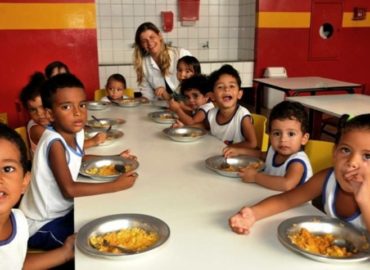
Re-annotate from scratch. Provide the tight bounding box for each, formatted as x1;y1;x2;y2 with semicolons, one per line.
205;155;264;178
79;156;139;181
85;129;124;146
148;111;177;124
86;118;125;130
163;127;207;142
86;101;110;111
277;215;370;263
76;213;170;259
113;98;141;108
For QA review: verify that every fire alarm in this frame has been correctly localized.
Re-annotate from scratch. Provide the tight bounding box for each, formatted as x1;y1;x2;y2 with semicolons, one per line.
161;11;174;32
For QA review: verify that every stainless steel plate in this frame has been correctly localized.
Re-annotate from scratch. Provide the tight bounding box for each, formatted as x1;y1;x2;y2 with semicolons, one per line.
86;118;125;130
79;156;139;181
76;213;170;259
277;215;370;263
148;111;177;124
85;129;124;146
205;155;264;178
114;99;141;108
163;127;207;142
86;101;109;111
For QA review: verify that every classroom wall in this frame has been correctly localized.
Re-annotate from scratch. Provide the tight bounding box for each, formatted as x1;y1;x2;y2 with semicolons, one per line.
0;0;99;127
255;0;370;95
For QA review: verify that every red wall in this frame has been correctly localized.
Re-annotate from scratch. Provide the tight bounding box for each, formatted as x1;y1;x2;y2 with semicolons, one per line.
0;1;99;127
255;0;370;95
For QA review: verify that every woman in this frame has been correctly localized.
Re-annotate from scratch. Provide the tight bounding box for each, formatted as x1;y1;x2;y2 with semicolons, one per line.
133;22;191;100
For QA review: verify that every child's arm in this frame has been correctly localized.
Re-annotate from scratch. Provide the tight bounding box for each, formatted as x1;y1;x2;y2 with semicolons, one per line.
154;86;171;100
223;145;264;159
29;125;46;145
84;132;107;149
49;141;137;198
229;171;326;234
227;116;258;149
170;103;207;126
24;234;75;270
239;160;308;191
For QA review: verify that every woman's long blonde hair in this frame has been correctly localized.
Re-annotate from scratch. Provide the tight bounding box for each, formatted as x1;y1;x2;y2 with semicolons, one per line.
133;22;172;84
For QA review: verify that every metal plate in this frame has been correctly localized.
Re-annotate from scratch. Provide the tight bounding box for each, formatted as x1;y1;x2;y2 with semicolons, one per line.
148;111;177;124
79;156;139;181
277;215;370;263
86;118;125;130
85;129;124;146
113;99;141;108
86;101;109;111
163;127;207;142
205;155;264;178
76;213;170;259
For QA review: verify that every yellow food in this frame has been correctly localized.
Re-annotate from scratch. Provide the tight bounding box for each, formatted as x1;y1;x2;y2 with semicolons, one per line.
90;227;159;254
289;228;356;257
219;161;262;172
85;164;132;176
159;114;174;119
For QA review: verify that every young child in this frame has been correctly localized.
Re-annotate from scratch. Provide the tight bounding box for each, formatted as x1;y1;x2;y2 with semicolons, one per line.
229;114;370;234
168;75;213;125
0;123;75;269
224;101;313;191
101;73;128;103
19;73;138;250
44;61;70;79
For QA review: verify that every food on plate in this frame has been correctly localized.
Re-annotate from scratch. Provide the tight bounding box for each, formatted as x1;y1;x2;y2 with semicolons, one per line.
288;228;357;257
176;131;201;137
218;160;263;172
85;164;132;176
90;121;110;128
159;113;175;120
89;227;159;254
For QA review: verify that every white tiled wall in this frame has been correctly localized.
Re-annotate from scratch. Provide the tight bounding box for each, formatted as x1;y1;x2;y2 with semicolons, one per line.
97;0;256;88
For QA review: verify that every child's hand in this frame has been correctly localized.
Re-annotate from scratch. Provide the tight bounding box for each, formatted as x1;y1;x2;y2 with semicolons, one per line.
229;207;256;234
61;234;76;262
120;149;137;160
223;146;241;158
168;99;181;112
346;167;370;206
115;170;138;190
154;87;171;100
171;119;184;128
92;132;107;146
239;167;258;183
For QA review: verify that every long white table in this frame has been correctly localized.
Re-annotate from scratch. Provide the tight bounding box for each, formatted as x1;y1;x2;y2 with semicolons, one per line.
74;104;369;269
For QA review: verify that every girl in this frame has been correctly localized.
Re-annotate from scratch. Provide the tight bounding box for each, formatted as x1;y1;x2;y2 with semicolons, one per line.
229;114;370;234
176;55;201;85
101;73;127;102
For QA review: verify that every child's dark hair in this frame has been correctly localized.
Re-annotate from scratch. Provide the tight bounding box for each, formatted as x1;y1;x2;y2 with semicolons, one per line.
44;61;70;79
180;75;210;96
335;114;370;144
177;56;201;75
268;101;309;133
0;123;28;173
105;73;126;89
208;64;242;91
41;73;84;109
19;72;46;109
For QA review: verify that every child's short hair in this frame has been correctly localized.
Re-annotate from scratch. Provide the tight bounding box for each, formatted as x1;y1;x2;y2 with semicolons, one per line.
0;123;28;173
335;114;370;144
177;56;201;75
268;101;309;133
208;64;242;91
19;72;46;109
41;73;84;109
44;61;70;79
180;75;209;96
105;73;126;89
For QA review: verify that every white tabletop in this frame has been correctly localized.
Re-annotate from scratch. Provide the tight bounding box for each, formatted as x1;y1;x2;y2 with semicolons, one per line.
74;104;368;269
253;76;361;91
286;94;370;117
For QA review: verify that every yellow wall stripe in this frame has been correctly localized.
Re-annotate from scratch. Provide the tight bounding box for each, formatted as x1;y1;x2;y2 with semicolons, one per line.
342;12;370;27
0;3;96;30
258;12;311;28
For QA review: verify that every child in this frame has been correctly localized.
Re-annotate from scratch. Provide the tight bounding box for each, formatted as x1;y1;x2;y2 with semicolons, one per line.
101;73;128;102
229;114;370;234
44;61;70;79
0;123;75;269
19;73;138;250
169;75;213;125
224;101;313;191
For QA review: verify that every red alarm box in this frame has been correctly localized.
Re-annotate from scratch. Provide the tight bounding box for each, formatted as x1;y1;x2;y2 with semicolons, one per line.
161;11;174;32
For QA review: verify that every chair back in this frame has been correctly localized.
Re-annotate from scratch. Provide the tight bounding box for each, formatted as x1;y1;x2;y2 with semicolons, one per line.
251;113;269;152
124;88;135;98
305;140;334;174
14;126;31;162
94;89;106;101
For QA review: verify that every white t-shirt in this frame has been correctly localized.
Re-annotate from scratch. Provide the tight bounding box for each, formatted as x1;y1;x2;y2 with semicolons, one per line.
20;127;84;236
27;119;39;158
138;47;191;100
0;209;29;270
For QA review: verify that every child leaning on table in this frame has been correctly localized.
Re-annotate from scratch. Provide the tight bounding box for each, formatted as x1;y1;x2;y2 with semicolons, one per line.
224;100;313;191
229;114;370;234
101;73;128;102
0;123;75;269
169;75;214;125
19;73;138;250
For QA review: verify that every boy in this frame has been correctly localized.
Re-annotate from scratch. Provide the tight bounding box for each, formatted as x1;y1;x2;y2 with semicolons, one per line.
19;73;138;250
224;101;313;191
168;75;213;125
0;123;74;269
